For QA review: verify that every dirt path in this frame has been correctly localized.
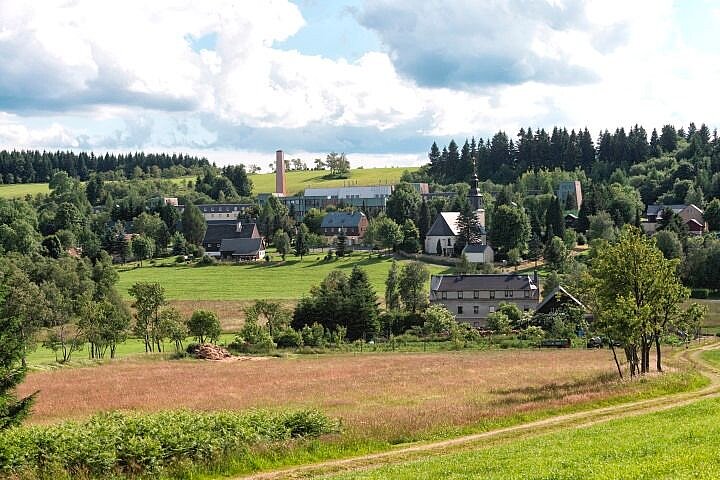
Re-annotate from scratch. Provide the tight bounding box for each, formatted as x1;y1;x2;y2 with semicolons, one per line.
235;341;720;480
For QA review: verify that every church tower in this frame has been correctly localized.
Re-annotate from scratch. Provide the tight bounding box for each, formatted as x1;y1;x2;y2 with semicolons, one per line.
469;172;483;211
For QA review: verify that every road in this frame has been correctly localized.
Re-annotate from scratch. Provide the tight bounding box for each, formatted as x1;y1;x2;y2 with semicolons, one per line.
234;341;720;479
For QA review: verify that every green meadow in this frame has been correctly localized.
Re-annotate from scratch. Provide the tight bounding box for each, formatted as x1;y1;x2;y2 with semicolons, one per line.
249;167;417;196
116;253;449;301
0;182;50;198
328;397;720;480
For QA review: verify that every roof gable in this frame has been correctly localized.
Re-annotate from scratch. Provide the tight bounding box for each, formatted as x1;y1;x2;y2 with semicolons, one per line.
219;238;263;255
321;211;366;228
427;211;486;237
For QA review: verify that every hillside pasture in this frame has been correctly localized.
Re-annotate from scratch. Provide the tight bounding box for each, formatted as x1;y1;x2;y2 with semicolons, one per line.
250;167;417;195
116;253;449;301
0;182;50;198
19;349;696;443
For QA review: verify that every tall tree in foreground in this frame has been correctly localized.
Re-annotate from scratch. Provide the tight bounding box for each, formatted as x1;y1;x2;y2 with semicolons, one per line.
0;269;36;429
129;282;166;353
583;226;698;377
399;261;430;312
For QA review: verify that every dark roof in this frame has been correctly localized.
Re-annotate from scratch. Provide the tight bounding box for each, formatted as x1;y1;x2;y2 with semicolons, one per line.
646;204;687;217
535;286;587;314
321;211;366;228
203;222;258;244
463;243;492;253
687;219;704;227
220;238;263;256
431;274;537;292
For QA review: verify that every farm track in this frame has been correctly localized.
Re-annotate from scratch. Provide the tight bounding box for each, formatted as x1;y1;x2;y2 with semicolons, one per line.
236;341;720;480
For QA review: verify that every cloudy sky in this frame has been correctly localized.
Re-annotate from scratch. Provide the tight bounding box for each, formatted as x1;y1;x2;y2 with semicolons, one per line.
0;0;718;169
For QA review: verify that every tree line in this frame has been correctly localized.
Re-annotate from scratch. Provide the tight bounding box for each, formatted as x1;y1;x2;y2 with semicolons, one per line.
0;150;210;184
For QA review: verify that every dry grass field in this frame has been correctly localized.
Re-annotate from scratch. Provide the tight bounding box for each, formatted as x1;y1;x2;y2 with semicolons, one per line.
19;349;686;442
167;299;296;331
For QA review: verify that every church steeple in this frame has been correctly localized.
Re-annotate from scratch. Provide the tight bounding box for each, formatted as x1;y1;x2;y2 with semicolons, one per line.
469;162;483;210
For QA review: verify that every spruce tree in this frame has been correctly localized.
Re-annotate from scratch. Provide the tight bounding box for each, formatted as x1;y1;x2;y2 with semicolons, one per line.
335;229;348;257
181;201;207;246
295;224;309;259
418;199;431;242
455;201;482;250
347;266;380;340
544;196;565;241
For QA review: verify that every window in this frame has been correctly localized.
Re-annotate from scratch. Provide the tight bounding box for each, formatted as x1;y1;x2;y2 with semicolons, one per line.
457;306;463;315
473;305;479;314
524;290;530;298
505;290;513;298
473;290;480;299
489;306;495;313
458;291;463;299
490;291;495;299
441;291;447;300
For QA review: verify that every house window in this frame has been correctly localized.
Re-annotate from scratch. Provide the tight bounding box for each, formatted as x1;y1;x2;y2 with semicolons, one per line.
473;305;479;314
505;290;513;298
441;291;447;300
490;291;495;299
524;290;530;298
473;290;480;299
457;306;463;315
458;291;463;299
489;306;495;313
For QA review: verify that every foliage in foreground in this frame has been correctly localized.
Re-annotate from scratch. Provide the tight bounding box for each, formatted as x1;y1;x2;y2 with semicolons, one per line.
0;409;339;478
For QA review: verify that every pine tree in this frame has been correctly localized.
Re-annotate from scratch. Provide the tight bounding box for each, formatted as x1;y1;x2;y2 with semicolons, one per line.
418;199;431;242
455;201;482;250
335;229;348;257
544;196;565;241
181;202;207;246
295;224;309;259
347;266;380;340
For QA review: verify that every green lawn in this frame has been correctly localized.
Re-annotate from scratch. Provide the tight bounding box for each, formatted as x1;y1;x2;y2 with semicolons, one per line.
0;182;50;198
250;167;417;196
117;253;449;301
329;397;720;480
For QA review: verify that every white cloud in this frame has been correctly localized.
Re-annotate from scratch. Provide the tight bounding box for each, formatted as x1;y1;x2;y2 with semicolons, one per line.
0;0;718;159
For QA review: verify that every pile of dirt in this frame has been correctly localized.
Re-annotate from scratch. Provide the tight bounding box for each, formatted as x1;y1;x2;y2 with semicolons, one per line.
190;343;232;361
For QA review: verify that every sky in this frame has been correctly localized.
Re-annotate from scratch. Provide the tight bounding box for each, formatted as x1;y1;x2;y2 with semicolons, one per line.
0;0;719;170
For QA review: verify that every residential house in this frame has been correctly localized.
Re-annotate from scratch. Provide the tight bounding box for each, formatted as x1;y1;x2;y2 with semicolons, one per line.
176;203;254;222
219;237;265;261
320;211;369;245
202;221;261;257
643;204;706;235
535;285;593;325
557;181;583;209
429;273;541;327
462;243;494;264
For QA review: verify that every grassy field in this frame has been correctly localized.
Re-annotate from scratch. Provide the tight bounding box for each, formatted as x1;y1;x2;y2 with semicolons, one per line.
249;167;417;195
0;182;50;198
19;348;698;439
328;397;720;480
116;253;449;301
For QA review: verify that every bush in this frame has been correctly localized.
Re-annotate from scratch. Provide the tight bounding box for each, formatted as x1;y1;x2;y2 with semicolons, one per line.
175;255;186;263
691;288;710;299
577;233;587;246
197;255;216;267
274;327;303;348
300;323;325;347
187;310;221;344
0;409;339;478
486;312;512;334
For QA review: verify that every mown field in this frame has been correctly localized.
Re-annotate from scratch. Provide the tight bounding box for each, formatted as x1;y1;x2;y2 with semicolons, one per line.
116;253;448;301
328;396;720;480
249;167;417;196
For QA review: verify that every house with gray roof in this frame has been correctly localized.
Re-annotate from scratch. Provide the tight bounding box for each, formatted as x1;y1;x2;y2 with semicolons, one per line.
430;273;540;327
202;221;261;257
643;204;706;235
219;237;265;261
320;211;368;245
462;243;494;264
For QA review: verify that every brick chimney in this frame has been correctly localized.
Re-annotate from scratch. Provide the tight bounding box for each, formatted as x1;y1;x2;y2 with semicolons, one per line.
275;150;286;196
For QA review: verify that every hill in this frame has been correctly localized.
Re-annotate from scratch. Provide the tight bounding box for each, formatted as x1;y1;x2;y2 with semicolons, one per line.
0;167;419;199
250;167;418;196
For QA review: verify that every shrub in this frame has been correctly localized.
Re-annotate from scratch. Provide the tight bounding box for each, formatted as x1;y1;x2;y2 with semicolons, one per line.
196;255;216;267
577;233;587;246
232;318;275;353
274;327;303;348
187;310;221;343
175;255;186;263
300;323;325;347
691;288;710;299
0;409;339;478
486;312;511;334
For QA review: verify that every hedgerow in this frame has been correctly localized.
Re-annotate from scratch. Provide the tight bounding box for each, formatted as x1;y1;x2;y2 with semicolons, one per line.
0;409;339;478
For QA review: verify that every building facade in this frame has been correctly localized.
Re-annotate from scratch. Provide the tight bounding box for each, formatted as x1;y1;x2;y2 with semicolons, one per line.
320;211;369;245
430;274;540;327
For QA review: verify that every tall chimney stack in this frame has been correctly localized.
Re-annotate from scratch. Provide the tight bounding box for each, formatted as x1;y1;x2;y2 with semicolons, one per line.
275;150;286;196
